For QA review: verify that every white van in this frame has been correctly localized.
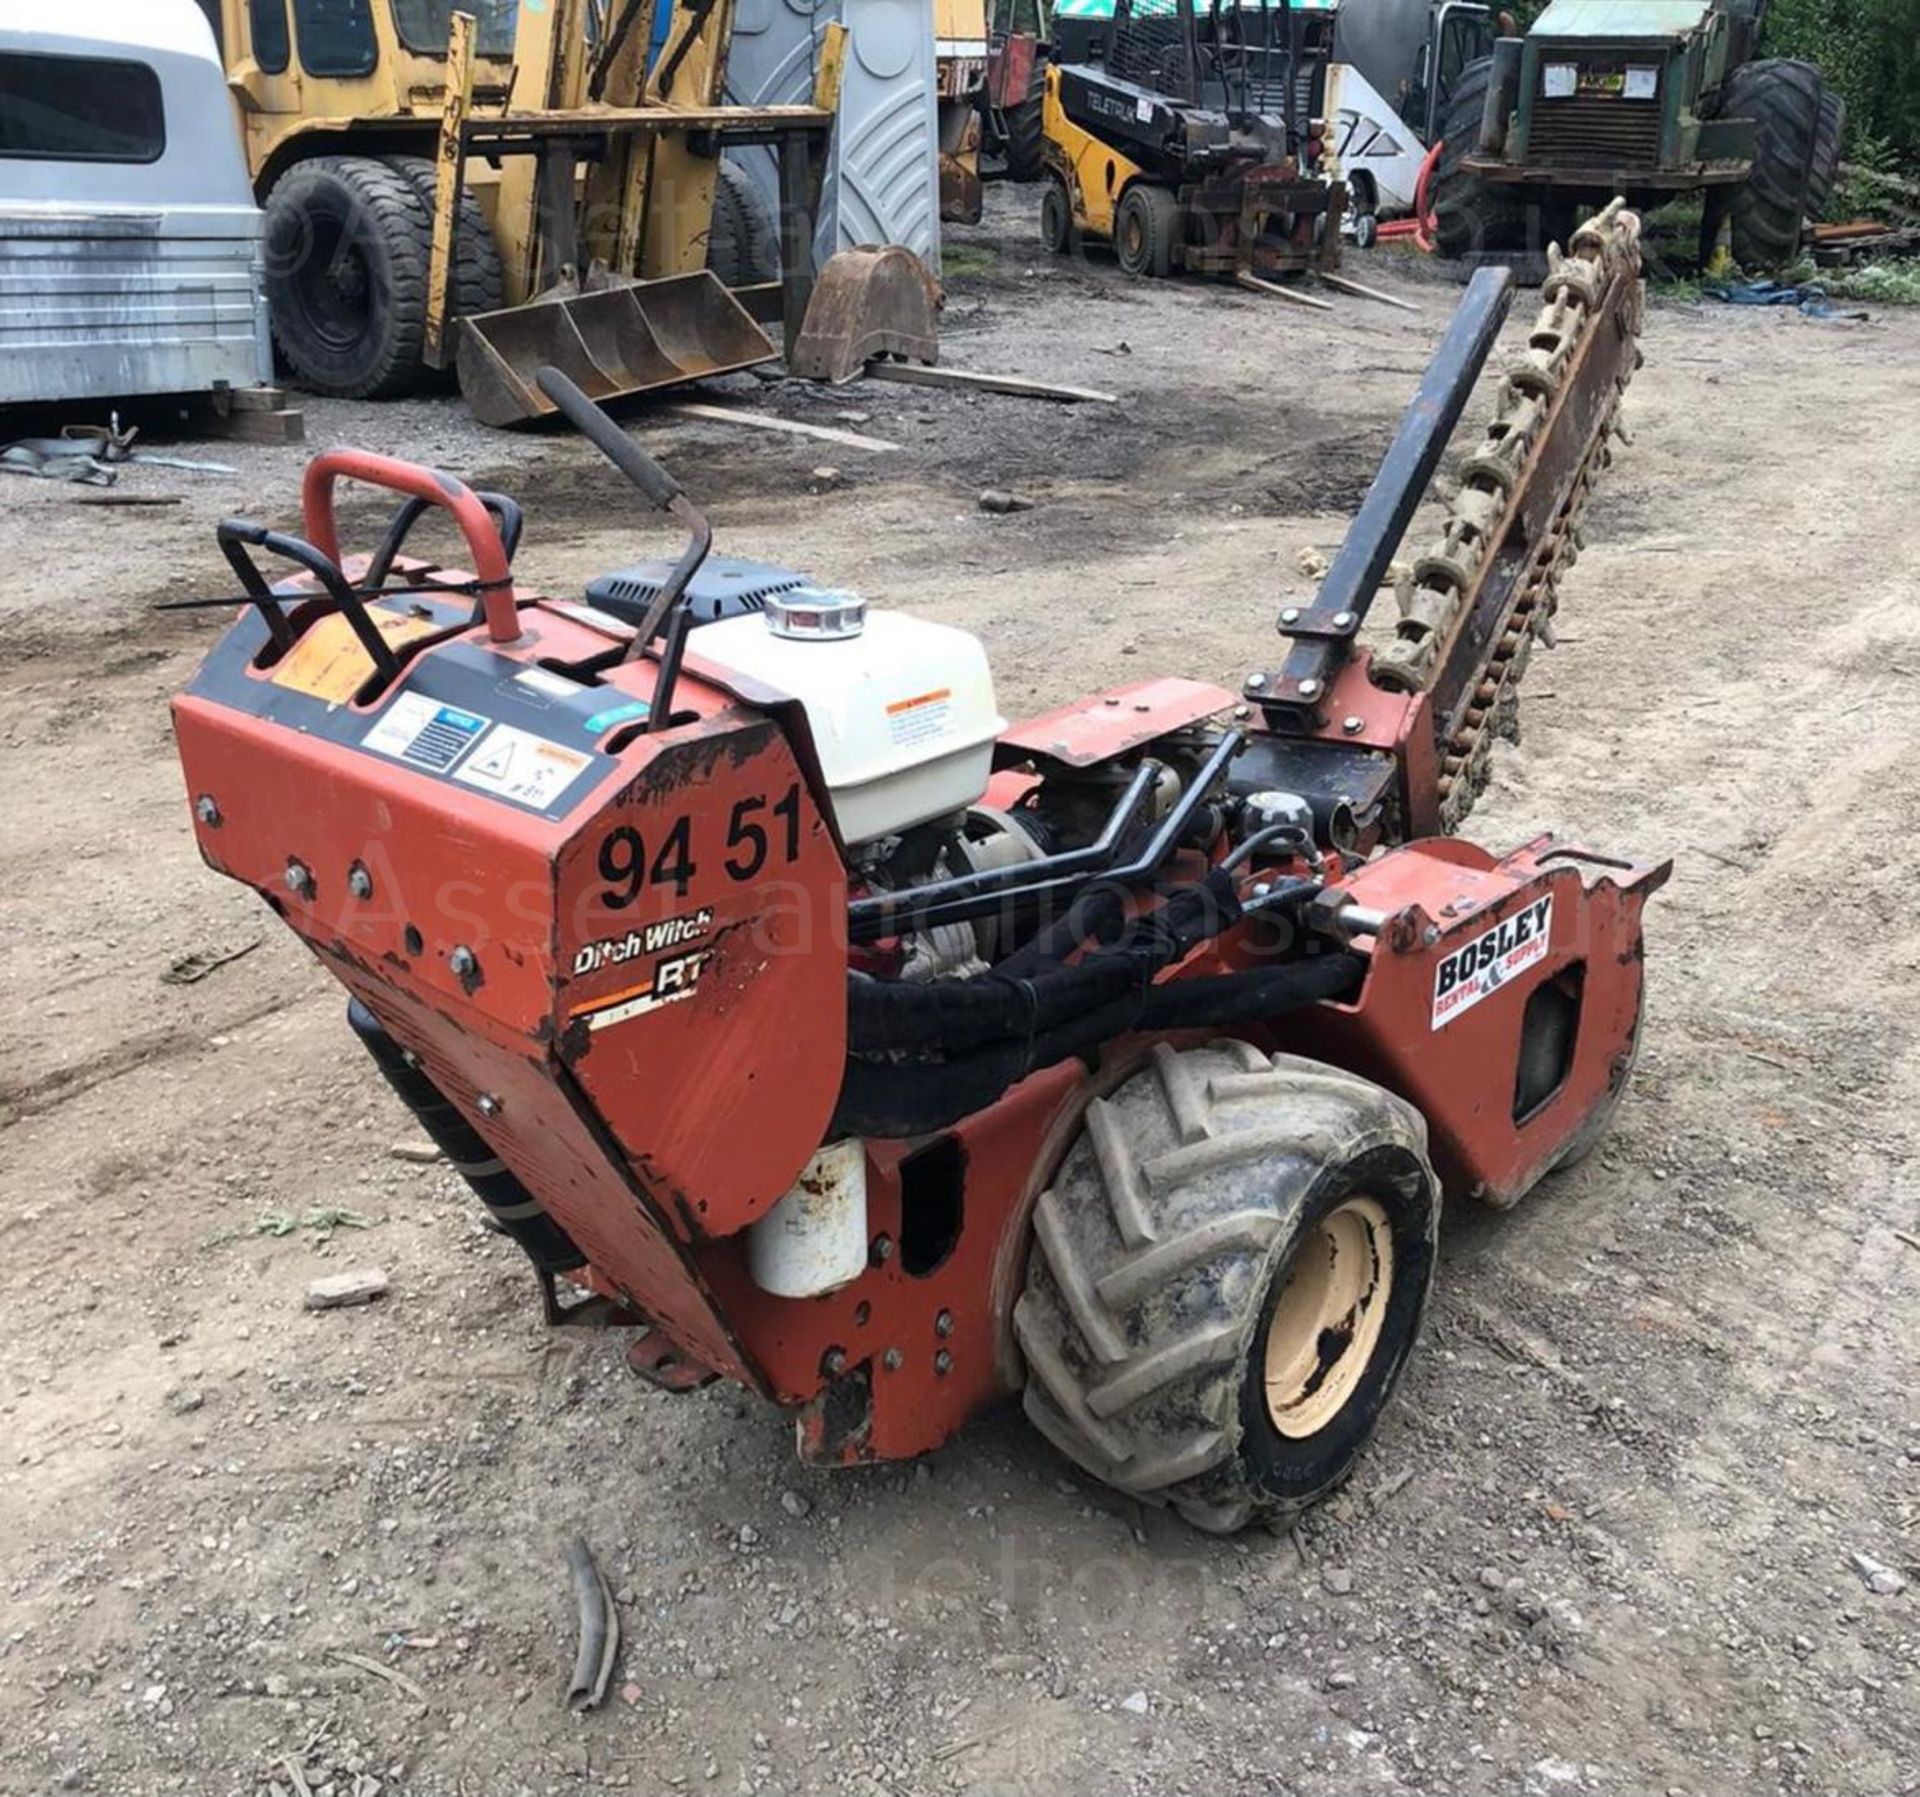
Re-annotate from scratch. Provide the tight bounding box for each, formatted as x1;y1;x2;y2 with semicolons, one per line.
0;0;272;404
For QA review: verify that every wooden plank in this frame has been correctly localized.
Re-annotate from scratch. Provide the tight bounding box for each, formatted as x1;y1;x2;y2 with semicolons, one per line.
1236;271;1334;312
861;361;1118;405
199;407;307;445
662;402;899;453
1316;269;1422;313
224;386;290;413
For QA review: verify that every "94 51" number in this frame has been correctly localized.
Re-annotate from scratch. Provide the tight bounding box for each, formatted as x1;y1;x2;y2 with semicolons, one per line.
596;783;804;909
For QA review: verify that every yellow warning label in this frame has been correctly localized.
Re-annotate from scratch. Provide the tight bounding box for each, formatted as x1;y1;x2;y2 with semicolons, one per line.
268;611;442;705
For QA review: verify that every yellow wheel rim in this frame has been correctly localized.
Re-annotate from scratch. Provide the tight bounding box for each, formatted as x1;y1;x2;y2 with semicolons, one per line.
1262;1196;1395;1439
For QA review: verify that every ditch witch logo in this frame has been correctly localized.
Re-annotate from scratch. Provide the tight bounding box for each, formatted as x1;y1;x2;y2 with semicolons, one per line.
1431;896;1553;1029
571;908;714;976
570;909;716;1034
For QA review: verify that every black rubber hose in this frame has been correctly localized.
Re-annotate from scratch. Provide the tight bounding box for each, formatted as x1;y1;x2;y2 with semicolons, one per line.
831;948;1364;1140
846;871;1244;1058
346;1000;586;1274
1135;949;1364;1029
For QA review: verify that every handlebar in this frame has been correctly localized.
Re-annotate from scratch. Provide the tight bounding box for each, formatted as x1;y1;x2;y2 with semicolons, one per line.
300;450;520;644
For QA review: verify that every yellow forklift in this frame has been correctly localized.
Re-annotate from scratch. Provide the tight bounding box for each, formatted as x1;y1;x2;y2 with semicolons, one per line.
210;0;850;420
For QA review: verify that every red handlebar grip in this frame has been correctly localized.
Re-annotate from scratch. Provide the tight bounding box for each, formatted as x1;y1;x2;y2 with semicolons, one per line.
301;449;520;643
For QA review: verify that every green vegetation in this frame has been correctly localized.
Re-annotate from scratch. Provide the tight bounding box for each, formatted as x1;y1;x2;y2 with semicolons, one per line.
1764;0;1920;183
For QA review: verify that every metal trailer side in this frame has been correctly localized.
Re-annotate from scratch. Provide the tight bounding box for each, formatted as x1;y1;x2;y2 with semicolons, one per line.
0;0;271;405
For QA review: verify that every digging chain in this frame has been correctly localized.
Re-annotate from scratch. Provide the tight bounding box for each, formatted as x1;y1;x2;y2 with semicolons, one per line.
1372;200;1646;832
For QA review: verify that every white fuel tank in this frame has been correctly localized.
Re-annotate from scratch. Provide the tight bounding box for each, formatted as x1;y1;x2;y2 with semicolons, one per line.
694;590;1005;848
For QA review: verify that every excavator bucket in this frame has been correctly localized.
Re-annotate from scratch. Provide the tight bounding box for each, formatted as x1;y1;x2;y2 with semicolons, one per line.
788;246;942;384
456;272;778;428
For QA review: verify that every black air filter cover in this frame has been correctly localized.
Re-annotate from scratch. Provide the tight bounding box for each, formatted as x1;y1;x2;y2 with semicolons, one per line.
584;556;811;632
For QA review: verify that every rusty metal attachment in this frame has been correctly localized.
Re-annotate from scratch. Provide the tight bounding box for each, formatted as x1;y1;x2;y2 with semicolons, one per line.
787;246;942;385
1373;200;1647;827
456;272;778;428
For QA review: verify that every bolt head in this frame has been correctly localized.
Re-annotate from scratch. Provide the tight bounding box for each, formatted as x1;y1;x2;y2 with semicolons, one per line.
1341;714;1364;735
476;1093;502;1118
821;1346;848;1377
935;1309;954;1338
869;1234;894;1266
933;1349;953;1376
1333;611;1356;630
195;795;221;827
449;945;478;978
284;859;312;897
347;863;373;900
1298;678;1321;700
1280;607;1300;625
1245;672;1267;691
882;1347;903;1372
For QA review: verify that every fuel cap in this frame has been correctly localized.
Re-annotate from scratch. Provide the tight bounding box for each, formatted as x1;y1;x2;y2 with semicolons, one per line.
762;585;867;640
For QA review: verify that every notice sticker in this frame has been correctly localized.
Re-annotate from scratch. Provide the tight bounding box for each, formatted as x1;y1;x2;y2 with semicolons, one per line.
453;722;593;809
1430;896;1553;1030
362;692;489;773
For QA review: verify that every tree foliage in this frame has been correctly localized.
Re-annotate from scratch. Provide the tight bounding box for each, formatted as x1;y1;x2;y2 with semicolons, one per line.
1763;0;1920;168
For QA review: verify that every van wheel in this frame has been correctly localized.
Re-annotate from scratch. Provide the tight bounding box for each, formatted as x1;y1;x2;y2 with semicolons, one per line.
263;156;434;400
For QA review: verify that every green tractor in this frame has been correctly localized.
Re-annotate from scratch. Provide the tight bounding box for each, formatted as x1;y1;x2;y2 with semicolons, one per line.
1429;0;1842;268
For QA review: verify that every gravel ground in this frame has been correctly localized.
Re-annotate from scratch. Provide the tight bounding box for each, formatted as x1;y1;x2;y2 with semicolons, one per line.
1;186;1916;1797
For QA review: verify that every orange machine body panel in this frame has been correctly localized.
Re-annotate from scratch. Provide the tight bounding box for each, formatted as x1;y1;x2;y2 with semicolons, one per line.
172;458;1665;1459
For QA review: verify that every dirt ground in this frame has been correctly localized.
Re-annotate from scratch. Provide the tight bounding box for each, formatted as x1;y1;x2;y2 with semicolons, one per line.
2;189;1917;1797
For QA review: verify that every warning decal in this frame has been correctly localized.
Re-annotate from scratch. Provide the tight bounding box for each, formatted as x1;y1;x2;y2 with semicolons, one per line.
885;686;953;750
453;723;593;809
362;691;489;773
1430;896;1553;1030
270;611;441;706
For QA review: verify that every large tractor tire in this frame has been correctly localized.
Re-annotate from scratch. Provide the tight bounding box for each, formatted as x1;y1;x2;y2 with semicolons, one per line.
388;155;505;324
1430;56;1528;260
708;159;780;287
1015;1041;1441;1534
262;156;438;400
1723;59;1842;270
999;56;1048;182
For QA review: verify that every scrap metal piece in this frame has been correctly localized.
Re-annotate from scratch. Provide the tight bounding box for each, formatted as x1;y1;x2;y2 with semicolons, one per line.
457;272;778;428
564;1538;619;1711
788;246;941;384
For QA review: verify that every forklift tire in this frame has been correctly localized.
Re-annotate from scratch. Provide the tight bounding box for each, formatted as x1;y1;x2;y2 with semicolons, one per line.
1429;56;1528;260
708;159;780;287
1114;182;1180;278
1015;1042;1440;1534
262;155;436;401
386;155;505;380
1723;59;1841;270
1039;176;1076;255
